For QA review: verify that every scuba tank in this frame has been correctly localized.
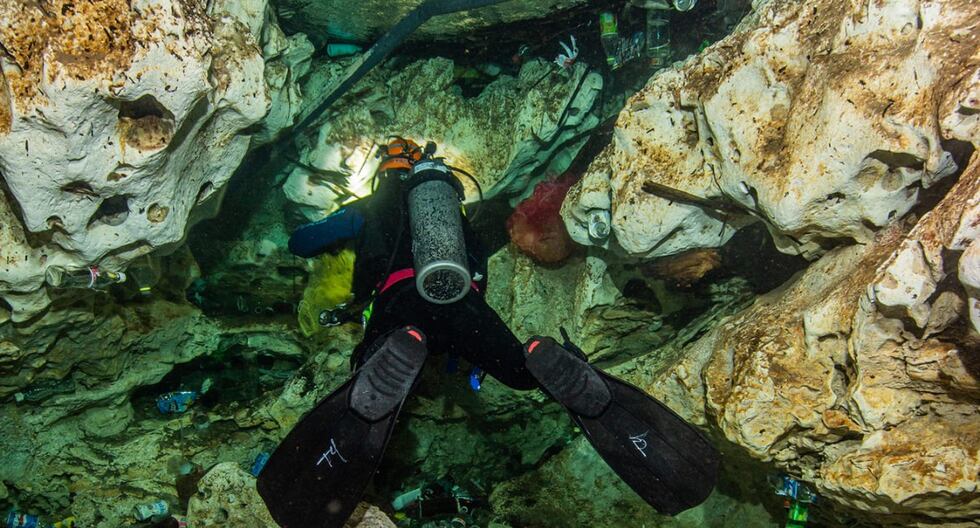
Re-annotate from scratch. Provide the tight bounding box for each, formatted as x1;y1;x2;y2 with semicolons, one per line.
405;156;471;304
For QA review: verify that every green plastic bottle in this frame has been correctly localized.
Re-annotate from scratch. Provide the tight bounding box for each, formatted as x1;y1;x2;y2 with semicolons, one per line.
786;500;809;527
599;12;621;69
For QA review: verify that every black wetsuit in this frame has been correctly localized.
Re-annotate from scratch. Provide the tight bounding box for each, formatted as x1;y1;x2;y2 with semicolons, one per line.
289;171;537;390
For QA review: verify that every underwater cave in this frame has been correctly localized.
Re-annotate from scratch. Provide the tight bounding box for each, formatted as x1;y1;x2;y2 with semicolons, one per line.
0;1;978;528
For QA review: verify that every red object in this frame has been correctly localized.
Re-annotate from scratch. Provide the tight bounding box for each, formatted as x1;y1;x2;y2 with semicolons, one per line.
527;340;540;354
507;174;578;264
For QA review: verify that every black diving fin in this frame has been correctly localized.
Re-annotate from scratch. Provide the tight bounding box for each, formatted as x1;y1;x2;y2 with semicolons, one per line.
257;327;429;528
524;335;720;515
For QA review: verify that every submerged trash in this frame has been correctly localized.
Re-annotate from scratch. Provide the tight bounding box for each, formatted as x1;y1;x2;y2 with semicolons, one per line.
507;174;578;264
511;44;531;66
770;474;817;528
127;256;161;297
587;209;612;240
645;8;671;67
468;367;485;392
5;511;77;528
45;265;126;290
133;500;169;522
13;378;76;403
325;43;363;58
155;391;198;414
553;35;578;70
250;451;271;477
5;511;39;528
391;478;487;524
297;248;356;336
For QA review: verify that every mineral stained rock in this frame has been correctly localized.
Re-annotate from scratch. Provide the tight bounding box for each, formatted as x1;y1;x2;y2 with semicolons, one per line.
563;0;979;260
639;155;980;526
0;0;290;320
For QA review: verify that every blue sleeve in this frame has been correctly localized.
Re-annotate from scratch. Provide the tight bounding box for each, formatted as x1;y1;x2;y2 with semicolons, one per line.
288;206;366;258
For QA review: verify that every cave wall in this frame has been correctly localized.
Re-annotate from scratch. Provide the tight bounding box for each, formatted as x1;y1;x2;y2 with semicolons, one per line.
0;0;977;526
0;0;311;320
562;0;978;259
546;0;979;525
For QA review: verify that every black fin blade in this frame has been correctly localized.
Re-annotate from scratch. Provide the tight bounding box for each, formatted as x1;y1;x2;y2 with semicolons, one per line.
257;379;396;528
257;327;428;528
576;372;720;515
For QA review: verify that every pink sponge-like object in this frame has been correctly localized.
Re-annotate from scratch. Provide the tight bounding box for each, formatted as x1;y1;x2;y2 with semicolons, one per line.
507;174;578;264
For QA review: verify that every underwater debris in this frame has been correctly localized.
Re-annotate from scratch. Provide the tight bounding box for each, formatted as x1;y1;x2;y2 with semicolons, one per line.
132;500;169;523
12;378;75;403
325;43;363;58
770;474;817;528
599;12;621;69
298;248;356;335
641;179;748;217
647;248;722;287
553;35;579;71
5;511;38;528
44;265;126;290
391;478;487;527
587;208;612;240
250;451;271;477
155;391;198;414
507;174;578;264
3;512;76;528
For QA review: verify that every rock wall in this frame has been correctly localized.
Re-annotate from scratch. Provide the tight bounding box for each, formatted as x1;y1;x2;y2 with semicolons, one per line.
283;57;605;221
545;0;980;525
563;0;979;260
274;0;589;45
632;155;979;526
0;0;311;321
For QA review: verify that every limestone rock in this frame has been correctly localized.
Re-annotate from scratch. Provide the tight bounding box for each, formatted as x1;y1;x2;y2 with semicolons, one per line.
640;155;980;525
283;57;603;221
187;462;397;528
275;0;589;45
563;0;979;260
0;0;275;320
187;462;277;527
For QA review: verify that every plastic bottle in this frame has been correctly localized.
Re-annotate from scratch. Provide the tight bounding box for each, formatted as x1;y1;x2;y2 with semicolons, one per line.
250;451;271;477
672;0;698;11
127;255;161;296
5;511;39;528
155;391;198;414
326;43;363;58
391;487;422;511
13;378;76;403
133;500;169;522
645;9;671;67
598;12;621;69
45;266;126;290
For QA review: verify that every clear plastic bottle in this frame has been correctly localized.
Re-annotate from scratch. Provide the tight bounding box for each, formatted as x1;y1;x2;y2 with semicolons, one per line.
45;266;126;290
645;9;672;67
673;0;697;11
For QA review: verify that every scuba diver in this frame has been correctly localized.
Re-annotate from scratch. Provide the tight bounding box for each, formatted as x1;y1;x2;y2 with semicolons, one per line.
257;139;720;528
